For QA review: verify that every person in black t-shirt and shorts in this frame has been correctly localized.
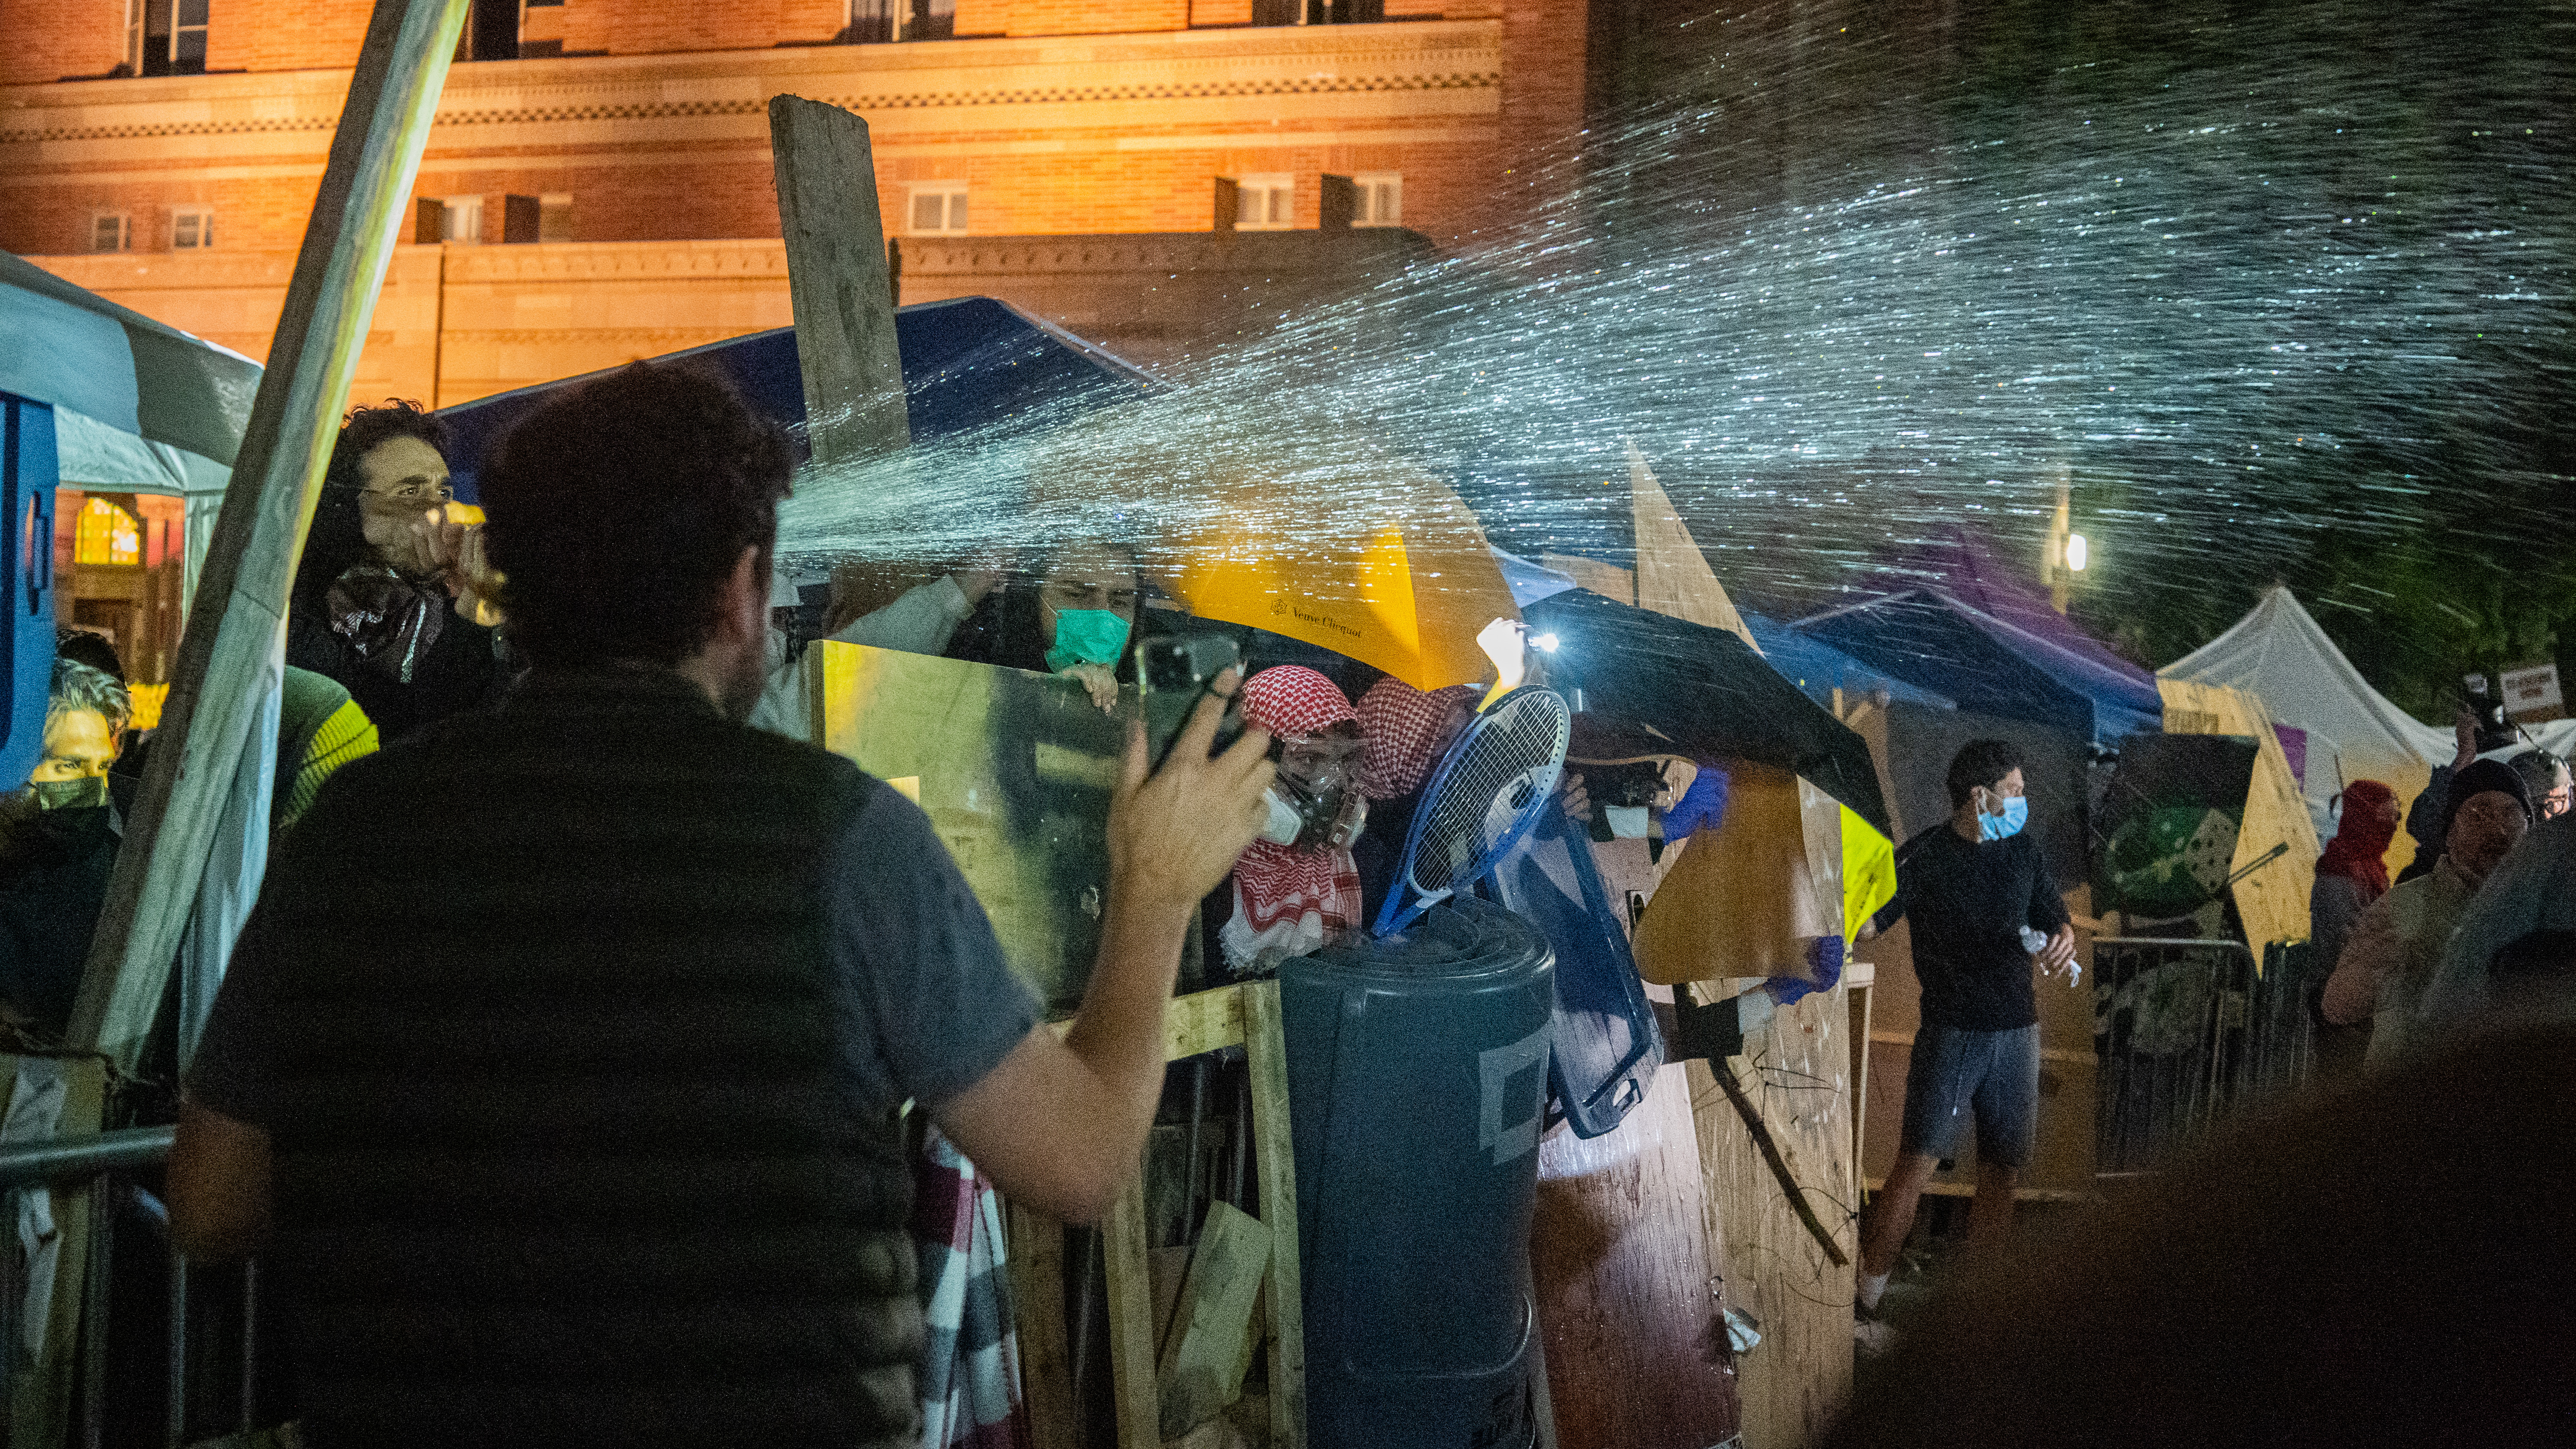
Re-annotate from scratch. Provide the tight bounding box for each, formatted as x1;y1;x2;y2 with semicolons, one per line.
1855;740;2076;1316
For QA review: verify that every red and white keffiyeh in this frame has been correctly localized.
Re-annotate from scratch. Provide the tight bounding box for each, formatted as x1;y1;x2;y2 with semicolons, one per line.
1355;677;1482;800
1223;667;1362;971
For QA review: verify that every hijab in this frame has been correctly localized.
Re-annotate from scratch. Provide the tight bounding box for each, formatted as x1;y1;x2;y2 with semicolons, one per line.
2316;779;2397;902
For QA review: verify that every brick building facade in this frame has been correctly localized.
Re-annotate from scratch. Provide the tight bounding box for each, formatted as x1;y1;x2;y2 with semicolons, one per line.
2;0;1598;395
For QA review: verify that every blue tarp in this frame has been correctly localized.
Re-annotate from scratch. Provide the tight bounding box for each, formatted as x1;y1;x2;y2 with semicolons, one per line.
1791;588;2162;747
435;296;1160;498
1738;607;1956;712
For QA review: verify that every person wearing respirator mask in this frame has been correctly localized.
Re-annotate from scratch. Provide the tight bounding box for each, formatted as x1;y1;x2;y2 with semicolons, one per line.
1854;740;2076;1317
945;539;1142;713
1;658;133;1038
1217;667;1368;975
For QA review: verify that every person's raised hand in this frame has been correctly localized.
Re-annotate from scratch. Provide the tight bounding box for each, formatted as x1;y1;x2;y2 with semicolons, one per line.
1067;662;1120;714
1108;668;1274;915
954;551;1013;607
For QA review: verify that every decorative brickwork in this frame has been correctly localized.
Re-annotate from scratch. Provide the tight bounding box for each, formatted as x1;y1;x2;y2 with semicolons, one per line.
5;8;1583;384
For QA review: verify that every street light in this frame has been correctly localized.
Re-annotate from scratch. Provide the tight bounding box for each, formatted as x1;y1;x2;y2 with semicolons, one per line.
2065;532;2090;573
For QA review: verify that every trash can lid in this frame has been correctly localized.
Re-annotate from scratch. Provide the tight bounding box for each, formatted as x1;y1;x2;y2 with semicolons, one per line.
1301;897;1551;981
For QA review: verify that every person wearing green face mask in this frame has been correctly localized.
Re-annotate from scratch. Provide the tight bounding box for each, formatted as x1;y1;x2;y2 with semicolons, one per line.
946;539;1145;713
2;657;134;1040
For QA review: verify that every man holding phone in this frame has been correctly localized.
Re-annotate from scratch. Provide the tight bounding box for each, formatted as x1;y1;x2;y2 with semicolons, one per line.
167;364;1276;1446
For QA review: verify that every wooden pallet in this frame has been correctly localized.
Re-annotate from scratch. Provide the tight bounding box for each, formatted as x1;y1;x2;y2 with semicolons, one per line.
1018;982;1306;1449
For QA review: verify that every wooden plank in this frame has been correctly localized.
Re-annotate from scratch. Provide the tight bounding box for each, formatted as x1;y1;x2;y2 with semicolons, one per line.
1100;1172;1163;1449
1848;977;1874;1196
1157;1201;1273;1441
1048;983;1247;1063
1006;1202;1080;1449
1243;979;1306;1449
1864;1177;2096;1203
767;94;908;470
69;0;473;1072
1166;984;1249;1060
1530;1062;1740;1449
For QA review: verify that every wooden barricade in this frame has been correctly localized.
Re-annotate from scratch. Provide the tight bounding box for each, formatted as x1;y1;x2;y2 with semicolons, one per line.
1020;982;1306;1449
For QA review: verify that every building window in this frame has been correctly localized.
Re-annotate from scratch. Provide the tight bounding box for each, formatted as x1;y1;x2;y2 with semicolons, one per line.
90;214;132;253
1251;0;1380;23
441;197;485;245
539;194;574;243
908;184;968;236
128;0;209;77
847;0;954;43
75;497;143;569
1233;175;1294;230
1350;173;1402;227
171;207;214;250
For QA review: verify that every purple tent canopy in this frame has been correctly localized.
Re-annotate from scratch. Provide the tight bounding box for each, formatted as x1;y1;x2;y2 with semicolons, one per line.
1867;525;2155;689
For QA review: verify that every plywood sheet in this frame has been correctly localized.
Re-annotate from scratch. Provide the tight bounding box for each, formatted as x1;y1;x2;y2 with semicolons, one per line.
1531;1063;1740;1449
1628;446;1756;649
2156;677;2321;949
1687;781;1857;1449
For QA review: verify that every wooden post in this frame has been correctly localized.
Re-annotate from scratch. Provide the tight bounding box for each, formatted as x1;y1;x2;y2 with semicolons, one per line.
1244;980;1307;1449
1007;1203;1081;1448
768;94;909;469
1101;1174;1163;1448
68;0;472;1071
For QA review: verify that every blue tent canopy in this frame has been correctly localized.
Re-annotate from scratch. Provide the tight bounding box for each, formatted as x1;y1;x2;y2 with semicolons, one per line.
1738;607;1956;712
435;296;1160;498
1791;589;2161;747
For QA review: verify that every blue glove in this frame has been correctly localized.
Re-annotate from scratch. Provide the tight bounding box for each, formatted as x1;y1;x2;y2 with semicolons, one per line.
1662;763;1730;841
1768;936;1846;1006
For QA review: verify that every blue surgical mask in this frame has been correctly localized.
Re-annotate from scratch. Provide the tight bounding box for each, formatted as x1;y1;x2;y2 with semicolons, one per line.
1978;794;2029;843
1046;608;1131;673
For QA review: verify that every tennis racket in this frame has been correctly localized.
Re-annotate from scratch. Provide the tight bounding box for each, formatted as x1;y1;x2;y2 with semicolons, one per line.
1371;686;1573;937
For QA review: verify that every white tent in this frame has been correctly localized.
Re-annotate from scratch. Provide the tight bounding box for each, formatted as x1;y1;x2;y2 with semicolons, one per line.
2162;585;2575;867
3;249;273;1053
3;252;253;599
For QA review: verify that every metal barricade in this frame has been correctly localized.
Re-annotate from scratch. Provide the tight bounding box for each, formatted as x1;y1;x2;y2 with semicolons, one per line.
2092;937;2316;1174
0;1124;261;1449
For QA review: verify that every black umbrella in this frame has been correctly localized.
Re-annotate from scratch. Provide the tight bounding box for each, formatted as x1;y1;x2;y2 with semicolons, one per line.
1522;588;1893;840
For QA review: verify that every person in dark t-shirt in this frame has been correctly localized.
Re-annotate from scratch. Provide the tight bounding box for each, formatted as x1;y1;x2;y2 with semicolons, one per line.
167;364;1277;1445
1855;739;2075;1316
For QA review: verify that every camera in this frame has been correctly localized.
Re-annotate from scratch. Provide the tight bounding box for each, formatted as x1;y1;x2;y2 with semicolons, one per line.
2461;671;2519;754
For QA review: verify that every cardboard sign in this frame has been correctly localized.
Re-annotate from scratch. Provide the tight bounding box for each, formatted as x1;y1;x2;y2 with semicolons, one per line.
2502;661;2566;722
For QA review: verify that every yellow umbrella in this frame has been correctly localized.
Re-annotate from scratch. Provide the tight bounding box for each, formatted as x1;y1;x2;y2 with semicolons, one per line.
1160;460;1517;692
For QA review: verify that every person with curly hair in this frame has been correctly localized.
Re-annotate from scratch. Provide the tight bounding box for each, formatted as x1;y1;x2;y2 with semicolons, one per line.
286;400;507;741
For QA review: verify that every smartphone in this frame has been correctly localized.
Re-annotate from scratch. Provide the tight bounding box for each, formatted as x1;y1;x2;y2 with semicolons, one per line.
1138;632;1245;768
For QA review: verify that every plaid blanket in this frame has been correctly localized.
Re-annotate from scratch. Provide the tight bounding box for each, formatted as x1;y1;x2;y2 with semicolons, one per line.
912;1123;1029;1449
